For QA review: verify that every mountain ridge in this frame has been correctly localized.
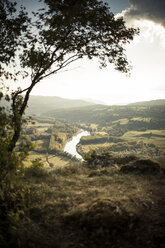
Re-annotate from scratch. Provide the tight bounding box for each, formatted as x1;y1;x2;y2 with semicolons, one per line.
1;95;165;116
127;99;165;106
27;95;95;115
27;97;165;116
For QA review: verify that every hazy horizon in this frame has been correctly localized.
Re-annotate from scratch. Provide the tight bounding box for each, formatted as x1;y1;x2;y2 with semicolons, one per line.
29;94;165;106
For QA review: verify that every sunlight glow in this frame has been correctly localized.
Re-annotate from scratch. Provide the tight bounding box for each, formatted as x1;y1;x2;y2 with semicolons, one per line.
16;19;165;105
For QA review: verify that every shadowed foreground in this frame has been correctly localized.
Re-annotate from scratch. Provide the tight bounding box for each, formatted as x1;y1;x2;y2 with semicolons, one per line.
2;157;165;248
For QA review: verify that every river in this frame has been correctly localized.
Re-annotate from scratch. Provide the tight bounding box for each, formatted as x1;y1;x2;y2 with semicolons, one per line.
64;130;90;159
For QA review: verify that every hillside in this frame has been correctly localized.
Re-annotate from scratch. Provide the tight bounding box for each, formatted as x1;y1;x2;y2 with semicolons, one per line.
26;95;95;115
128;99;165;106
40;103;165;162
43;103;165;129
43;100;165;123
4;157;165;248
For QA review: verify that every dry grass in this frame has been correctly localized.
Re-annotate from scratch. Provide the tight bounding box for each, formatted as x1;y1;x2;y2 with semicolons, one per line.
27;121;53;128
13;161;165;248
112;118;129;125
23;151;68;167
123;130;165;139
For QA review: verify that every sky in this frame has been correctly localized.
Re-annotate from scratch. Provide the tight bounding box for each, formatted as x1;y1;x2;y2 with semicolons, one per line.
16;0;165;105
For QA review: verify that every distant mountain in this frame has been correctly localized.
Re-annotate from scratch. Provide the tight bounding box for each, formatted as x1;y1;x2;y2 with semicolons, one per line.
26;97;165;118
1;96;164;117
26;95;95;115
128;99;165;106
82;98;105;105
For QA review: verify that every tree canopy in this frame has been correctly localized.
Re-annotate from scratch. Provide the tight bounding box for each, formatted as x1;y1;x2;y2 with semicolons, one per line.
0;0;29;73
0;0;139;152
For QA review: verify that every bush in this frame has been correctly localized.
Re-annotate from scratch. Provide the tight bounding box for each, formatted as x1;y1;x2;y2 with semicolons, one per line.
120;159;161;174
83;150;98;162
25;159;46;177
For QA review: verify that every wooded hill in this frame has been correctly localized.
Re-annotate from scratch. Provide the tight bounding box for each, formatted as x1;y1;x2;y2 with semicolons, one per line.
26;95;95;115
42;102;165;130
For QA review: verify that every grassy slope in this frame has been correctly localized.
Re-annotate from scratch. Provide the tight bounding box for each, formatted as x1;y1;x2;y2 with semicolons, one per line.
15;160;165;248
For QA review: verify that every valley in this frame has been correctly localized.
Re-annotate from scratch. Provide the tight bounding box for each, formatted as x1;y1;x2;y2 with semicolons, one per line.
24;97;165;167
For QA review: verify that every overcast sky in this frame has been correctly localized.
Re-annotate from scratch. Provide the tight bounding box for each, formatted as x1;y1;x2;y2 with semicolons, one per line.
18;0;165;105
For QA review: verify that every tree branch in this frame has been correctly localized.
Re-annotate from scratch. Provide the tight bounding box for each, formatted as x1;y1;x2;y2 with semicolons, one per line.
38;54;81;81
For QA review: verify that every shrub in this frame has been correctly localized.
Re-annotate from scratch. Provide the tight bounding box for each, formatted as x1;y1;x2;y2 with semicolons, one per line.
25;159;46;177
83;150;98;162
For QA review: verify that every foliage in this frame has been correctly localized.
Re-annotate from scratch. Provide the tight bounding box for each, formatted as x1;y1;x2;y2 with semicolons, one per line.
83;149;112;164
0;148;28;247
0;0;30;67
24;158;46;177
0;95;31;247
83;149;98;162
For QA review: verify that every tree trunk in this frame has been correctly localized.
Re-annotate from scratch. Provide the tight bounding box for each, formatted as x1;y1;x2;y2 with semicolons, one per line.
8;84;33;153
8;126;21;152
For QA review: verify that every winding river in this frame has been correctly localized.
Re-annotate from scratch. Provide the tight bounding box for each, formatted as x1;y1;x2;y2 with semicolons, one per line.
64;130;90;159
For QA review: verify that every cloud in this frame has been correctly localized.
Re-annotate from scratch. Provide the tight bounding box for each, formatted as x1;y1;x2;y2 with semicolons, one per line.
123;0;165;27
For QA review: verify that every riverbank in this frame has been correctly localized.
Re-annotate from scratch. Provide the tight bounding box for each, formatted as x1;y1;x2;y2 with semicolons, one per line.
3;155;165;248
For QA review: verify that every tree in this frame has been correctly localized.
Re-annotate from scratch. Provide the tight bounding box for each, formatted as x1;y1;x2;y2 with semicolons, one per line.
0;0;30;201
0;0;30;152
0;0;139;153
0;0;30;72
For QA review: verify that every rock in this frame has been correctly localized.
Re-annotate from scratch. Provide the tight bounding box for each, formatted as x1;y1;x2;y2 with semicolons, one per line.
120;159;161;174
49;163;54;168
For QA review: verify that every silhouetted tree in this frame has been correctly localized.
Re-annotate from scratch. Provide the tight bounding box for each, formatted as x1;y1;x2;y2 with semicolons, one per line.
0;0;30;72
0;0;139;152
